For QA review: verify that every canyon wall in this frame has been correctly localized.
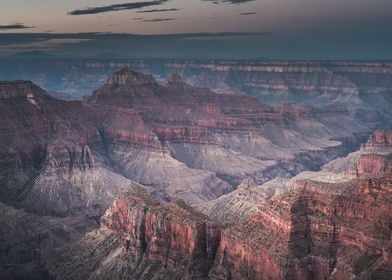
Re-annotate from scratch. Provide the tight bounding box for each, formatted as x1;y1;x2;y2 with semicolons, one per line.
44;171;392;280
0;67;391;279
42;130;392;279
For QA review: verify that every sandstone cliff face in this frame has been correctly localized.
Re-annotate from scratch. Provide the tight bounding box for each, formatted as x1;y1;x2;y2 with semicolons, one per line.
355;130;392;177
44;189;221;280
361;129;392;153
39;131;392;280
357;154;392;177
43;171;392;280
209;174;392;280
101;190;220;272
203;131;392;279
371;130;392;146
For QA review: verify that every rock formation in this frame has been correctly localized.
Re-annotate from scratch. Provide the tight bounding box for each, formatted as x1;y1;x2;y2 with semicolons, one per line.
1;59;392;99
0;68;391;279
40;131;392;279
44;188;221;280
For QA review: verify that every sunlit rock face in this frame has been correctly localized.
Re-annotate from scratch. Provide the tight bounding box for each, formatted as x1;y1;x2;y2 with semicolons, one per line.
206;131;392;279
356;130;392;177
44;188;222;280
45;175;392;280
209;173;392;280
101;190;221;272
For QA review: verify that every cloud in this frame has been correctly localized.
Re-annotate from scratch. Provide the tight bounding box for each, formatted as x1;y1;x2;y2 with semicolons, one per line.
68;0;169;15
136;8;179;13
1;31;391;60
0;32;102;46
0;23;34;30
143;18;175;22
227;0;254;2
0;38;90;54
239;12;257;15
206;0;254;4
0;32;274;58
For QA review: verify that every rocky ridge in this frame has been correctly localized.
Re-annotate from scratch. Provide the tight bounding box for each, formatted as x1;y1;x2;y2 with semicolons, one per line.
1;59;391;98
0;68;391;279
41;130;392;279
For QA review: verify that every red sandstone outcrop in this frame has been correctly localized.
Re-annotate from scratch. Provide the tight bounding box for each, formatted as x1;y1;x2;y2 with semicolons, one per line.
371;130;392;146
101;189;220;269
44;189;222;279
355;130;392;177
210;173;392;279
39;130;392;279
357;154;392;176
154;126;213;143
361;129;392;152
44;170;392;279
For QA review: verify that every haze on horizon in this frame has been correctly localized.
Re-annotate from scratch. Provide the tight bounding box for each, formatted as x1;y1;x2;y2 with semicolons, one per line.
0;0;391;60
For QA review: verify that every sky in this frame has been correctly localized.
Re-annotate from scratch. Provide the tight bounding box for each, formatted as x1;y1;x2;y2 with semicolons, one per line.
0;0;391;59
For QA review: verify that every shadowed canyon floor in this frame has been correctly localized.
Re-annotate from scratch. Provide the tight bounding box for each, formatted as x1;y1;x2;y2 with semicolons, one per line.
0;66;391;279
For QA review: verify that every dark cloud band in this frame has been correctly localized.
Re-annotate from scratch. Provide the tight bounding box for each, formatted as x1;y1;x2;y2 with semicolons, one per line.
137;8;179;13
206;0;254;4
143;18;176;22
239;12;257;15
68;1;169;15
0;24;34;30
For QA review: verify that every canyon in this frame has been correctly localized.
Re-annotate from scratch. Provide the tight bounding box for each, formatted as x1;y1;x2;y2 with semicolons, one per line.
42;130;392;280
0;64;391;279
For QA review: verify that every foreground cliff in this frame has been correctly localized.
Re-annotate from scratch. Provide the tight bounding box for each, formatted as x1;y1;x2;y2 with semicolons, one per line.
210;174;392;280
208;130;392;279
42;131;392;279
42;172;392;280
44;187;221;280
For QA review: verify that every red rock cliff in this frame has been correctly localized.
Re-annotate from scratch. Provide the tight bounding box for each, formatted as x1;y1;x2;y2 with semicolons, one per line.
101;189;221;277
210;173;392;280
